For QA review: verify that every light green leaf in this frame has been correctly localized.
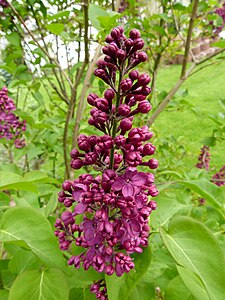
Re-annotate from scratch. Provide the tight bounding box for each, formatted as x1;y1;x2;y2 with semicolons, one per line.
150;196;189;228
89;4;108;29
8;248;40;275
23;170;60;185
0;290;9;300
8;269;69;300
43;191;58;217
180;179;223;209
105;246;151;300
0;171;38;193
0;207;65;269
165;275;194;300
46;23;65;35
177;265;209;300
48;10;70;21
160;216;225;300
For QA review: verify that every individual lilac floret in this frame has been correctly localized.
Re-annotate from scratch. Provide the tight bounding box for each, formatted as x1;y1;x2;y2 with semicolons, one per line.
55;26;158;300
196;145;210;171
0;87;26;148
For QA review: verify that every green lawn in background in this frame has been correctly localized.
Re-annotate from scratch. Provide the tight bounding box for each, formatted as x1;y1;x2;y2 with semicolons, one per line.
153;59;225;171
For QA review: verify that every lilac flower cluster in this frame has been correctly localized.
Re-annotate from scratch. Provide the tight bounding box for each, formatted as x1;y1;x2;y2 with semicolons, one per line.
196;145;210;171
212;165;225;186
210;2;225;36
55;26;158;299
0;87;26;148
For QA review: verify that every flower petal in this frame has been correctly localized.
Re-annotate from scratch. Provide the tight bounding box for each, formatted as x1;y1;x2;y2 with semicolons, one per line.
84;227;95;243
122;183;134;197
112;178;125;191
74;202;87;214
131;172;147;186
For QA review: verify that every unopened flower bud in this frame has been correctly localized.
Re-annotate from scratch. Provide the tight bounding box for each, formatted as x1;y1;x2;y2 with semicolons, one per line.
143;143;155;156
121;78;133;93
118;104;131;116
138;100;152;113
129;29;141;40
114;135;126;147
70;149;79;159
116;49;126;61
148;158;158;169
70;158;83;169
120;118;133;133
87;93;98;106
138;74;151;86
137;51;148;62
95;98;109;112
129;70;139;81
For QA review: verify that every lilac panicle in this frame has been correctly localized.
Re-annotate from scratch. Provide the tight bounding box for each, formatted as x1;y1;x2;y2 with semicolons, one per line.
0;87;26;148
211;165;225;186
55;27;158;299
196;145;210;171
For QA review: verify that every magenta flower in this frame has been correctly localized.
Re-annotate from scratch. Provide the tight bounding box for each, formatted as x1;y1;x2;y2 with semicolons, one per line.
55;26;158;300
112;169;147;197
0;87;26;148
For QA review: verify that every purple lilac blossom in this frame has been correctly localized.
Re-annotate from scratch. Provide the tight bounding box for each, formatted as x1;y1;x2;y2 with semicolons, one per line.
55;27;158;300
212;165;225;186
0;87;26;148
196;145;210;171
210;1;225;36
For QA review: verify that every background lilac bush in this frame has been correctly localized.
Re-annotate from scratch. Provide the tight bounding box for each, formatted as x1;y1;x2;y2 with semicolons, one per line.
0;1;225;300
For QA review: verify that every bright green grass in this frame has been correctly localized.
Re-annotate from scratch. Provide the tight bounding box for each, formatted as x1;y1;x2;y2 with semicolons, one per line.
153;59;225;171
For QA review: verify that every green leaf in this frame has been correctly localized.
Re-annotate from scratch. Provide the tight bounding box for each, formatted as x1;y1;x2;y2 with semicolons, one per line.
0;172;38;193
8;268;69;300
177;265;209;300
165;275;194;300
23;170;60;185
89;4;108;29
160;216;225;300
105;246;151;300
150;196;189;228
180;179;223;209
8;248;40;275
48;10;70;21
0;290;9;300
211;40;225;48
0;207;65;269
46;23;65;35
6;32;21;47
43;191;58;217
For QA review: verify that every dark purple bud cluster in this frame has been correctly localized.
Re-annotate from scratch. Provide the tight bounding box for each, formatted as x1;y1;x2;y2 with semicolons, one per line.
0;87;26;148
196;145;210;171
211;165;225;186
56;27;158;299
